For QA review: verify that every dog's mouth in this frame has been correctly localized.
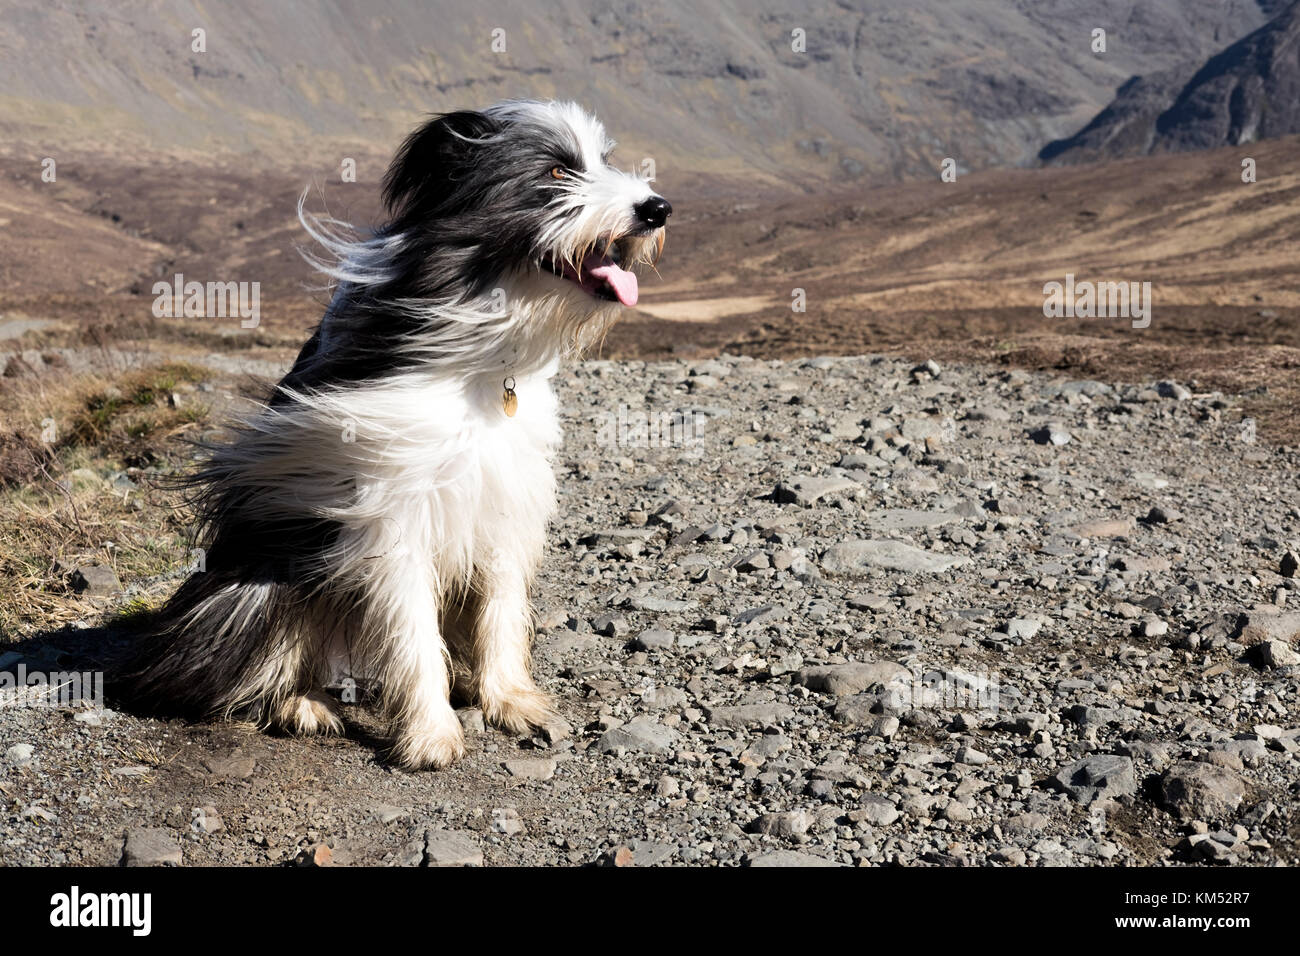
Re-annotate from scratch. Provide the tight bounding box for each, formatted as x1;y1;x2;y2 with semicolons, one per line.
542;237;641;307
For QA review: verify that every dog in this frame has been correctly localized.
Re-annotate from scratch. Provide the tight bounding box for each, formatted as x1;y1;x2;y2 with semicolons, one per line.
120;100;671;769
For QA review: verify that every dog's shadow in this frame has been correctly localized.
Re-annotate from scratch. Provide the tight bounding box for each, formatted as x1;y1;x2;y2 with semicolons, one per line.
5;619;403;770
1;621;131;702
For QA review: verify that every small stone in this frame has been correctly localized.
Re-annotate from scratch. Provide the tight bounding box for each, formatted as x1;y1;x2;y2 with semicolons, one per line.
295;844;333;867
456;708;486;734
633;629;675;651
1029;424;1071;446
1156;381;1192;401
190;806;224;834
794;661;910;697
424;830;483;867
200;752;255;780
5;743;34;765
704;702;793;729
503;758;556;781
1281;551;1299;578
956;745;990;766
490;808;526;837
602;846;637;867
591;614;626;637
821;539;968;575
1256;640;1298;668
541;714;573;744
748;810;812;838
1071;518;1133;539
943;801;973;823
747;850;843;867
854;794;900;826
596;717;679;754
1140;617;1169;638
1003;618;1041;639
122;827;183;866
68;564;121;596
775;475;860;507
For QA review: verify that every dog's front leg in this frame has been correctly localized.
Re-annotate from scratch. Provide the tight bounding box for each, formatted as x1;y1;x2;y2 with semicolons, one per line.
473;551;555;734
367;560;465;770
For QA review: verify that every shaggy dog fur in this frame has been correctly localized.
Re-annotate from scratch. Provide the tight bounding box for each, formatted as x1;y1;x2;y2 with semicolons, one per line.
119;100;671;769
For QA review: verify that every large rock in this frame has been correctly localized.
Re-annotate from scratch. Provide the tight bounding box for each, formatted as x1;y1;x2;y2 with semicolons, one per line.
424;830;483;867
794;661;911;696
1052;755;1136;805
122;827;183;866
1256;639;1298;668
746;850;844;867
774;475;860;506
821;539;969;575
1070;518;1134;539
1160;761;1248;822
596;717;679;754
1237;610;1300;644
704;701;793;729
748;810;812;837
68;564;121;596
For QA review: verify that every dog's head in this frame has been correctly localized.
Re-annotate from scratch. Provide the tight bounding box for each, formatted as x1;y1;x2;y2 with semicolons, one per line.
381;100;670;315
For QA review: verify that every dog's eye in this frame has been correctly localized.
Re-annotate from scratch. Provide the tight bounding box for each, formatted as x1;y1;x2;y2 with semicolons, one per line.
549;166;568;180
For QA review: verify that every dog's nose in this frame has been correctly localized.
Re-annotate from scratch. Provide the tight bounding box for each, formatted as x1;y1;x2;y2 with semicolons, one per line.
634;196;672;229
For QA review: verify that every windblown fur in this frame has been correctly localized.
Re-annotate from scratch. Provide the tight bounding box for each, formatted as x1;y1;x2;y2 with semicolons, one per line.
118;100;671;769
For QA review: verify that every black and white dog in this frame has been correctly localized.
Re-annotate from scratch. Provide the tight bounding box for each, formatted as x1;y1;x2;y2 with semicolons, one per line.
123;100;671;769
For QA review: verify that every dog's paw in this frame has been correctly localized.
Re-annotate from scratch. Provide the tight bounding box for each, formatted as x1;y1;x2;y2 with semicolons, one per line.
482;686;556;736
275;691;344;736
390;719;466;770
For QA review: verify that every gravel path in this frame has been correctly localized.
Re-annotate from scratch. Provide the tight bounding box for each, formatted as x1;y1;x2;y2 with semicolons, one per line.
2;354;1298;867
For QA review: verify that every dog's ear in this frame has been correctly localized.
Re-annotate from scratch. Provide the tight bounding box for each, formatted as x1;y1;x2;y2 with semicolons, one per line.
382;110;502;221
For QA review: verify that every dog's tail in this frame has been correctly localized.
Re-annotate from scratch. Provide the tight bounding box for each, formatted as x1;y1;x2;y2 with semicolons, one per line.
112;569;307;724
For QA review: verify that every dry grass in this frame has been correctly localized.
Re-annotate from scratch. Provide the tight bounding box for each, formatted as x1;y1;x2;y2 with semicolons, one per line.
0;361;212;639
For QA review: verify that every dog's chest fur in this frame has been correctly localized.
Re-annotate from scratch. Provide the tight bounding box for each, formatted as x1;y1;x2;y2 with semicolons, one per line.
332;364;563;589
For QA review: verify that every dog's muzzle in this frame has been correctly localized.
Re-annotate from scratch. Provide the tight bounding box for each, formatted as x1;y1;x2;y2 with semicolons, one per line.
634;196;672;230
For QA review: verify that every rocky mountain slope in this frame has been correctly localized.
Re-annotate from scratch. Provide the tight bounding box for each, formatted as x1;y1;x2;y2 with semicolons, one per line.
1043;0;1300;163
0;0;1280;182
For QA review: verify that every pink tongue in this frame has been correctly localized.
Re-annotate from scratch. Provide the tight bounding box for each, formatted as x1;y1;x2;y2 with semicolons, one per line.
585;257;638;307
